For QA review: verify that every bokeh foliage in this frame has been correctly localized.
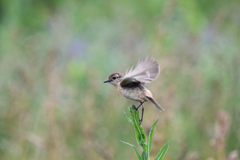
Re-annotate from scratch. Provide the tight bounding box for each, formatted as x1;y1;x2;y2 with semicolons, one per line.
0;0;240;160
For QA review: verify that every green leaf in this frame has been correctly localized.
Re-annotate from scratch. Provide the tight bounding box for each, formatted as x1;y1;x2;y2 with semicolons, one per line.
141;149;148;160
148;119;159;157
154;142;169;160
120;140;141;160
123;110;133;124
130;106;147;147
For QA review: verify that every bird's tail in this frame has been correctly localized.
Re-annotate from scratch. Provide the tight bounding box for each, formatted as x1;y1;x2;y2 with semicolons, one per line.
146;96;164;113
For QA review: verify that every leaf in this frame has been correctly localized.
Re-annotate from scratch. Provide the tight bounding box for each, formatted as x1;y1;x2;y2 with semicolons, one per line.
130;106;147;147
123;110;133;124
148;119;159;157
141;149;148;160
154;142;169;160
120;140;141;160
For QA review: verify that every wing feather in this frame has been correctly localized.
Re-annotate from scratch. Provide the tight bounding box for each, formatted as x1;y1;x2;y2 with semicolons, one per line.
122;57;160;85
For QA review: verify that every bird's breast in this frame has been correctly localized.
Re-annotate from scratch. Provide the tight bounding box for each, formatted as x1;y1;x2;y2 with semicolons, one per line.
117;84;149;102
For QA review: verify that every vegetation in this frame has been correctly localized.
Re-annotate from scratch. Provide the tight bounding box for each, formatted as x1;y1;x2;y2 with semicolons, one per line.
122;106;169;160
0;0;239;160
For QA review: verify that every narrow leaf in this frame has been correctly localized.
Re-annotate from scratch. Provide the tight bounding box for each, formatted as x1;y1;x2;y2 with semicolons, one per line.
141;149;148;160
154;142;169;160
131;106;147;147
148;119;159;157
120;140;141;160
123;110;133;124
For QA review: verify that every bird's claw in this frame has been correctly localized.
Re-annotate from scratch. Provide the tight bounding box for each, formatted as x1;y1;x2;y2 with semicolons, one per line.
132;104;137;110
132;104;142;125
132;105;138;113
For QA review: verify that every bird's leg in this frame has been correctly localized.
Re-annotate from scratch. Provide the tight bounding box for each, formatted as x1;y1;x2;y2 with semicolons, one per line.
139;105;144;125
132;102;144;124
132;102;143;111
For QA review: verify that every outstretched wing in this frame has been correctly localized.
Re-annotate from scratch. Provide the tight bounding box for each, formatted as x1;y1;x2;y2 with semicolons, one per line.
120;57;160;87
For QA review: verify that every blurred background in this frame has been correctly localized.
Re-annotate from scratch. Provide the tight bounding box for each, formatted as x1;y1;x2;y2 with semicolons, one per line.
0;0;239;160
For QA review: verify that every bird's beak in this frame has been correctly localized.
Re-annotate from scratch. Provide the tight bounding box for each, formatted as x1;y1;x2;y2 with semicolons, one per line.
104;80;111;83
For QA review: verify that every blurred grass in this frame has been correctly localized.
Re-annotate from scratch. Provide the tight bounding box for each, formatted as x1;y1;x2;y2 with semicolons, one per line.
0;0;240;160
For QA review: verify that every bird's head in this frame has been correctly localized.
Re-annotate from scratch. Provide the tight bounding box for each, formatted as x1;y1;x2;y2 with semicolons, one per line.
104;72;123;86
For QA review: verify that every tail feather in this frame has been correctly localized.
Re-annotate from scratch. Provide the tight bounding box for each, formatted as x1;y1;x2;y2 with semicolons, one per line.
146;96;164;113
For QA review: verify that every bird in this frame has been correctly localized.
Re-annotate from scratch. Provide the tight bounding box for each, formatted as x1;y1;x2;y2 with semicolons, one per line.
103;57;164;124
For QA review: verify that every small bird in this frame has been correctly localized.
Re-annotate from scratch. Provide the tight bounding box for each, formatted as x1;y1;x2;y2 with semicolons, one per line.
104;57;164;124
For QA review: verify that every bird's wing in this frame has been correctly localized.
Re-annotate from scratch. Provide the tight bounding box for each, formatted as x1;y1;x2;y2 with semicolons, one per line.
120;77;141;88
121;57;160;87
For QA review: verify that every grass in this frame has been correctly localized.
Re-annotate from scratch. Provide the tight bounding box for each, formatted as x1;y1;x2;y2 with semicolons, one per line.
122;106;169;160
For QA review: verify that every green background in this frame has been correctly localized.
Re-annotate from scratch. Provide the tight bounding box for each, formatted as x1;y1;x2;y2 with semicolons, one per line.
0;0;239;159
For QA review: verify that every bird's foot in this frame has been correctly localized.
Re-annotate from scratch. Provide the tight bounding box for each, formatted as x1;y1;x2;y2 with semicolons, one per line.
132;105;142;125
132;105;138;113
132;104;137;110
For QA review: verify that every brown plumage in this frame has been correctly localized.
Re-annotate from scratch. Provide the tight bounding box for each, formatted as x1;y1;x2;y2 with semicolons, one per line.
104;57;164;124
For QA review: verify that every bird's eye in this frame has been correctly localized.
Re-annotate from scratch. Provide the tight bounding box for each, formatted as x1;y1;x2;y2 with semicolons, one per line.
113;77;116;80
